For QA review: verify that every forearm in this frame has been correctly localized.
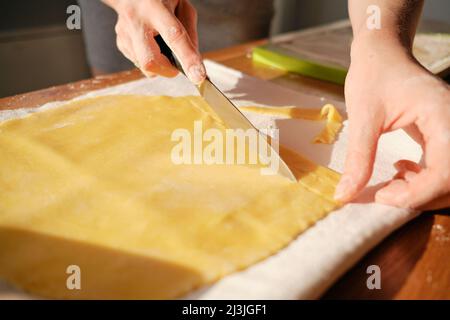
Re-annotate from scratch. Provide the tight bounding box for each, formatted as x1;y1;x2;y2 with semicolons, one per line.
348;0;424;50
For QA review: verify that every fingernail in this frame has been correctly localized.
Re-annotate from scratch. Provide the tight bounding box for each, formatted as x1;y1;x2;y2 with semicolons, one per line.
143;71;156;78
188;64;206;84
334;175;353;201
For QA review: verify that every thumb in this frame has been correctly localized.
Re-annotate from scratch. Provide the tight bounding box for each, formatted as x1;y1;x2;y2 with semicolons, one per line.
375;169;449;209
334;112;382;202
375;131;450;209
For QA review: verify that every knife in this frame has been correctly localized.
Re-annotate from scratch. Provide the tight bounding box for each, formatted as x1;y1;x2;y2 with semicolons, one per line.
161;42;296;182
197;79;296;182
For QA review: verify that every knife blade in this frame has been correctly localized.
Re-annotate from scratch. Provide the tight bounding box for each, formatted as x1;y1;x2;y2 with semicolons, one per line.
166;49;296;182
197;78;296;182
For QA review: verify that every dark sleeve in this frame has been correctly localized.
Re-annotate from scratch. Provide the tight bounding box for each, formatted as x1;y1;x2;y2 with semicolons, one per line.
78;0;134;73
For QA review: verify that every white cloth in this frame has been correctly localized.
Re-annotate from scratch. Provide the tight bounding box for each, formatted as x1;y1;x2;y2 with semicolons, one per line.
0;60;421;299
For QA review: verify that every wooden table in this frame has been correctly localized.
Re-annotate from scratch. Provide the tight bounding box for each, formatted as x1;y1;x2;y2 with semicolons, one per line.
0;40;448;300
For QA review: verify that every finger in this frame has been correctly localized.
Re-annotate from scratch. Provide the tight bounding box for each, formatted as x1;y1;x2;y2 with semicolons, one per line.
381;104;450;209
117;36;137;66
394;169;418;182
147;0;205;84
393;160;420;182
403;124;424;147
115;22;137;64
130;25;179;78
375;168;449;209
334;109;383;202
176;0;199;50
394;159;422;175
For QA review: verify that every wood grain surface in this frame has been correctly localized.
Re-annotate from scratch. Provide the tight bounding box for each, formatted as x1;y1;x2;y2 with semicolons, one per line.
0;39;448;300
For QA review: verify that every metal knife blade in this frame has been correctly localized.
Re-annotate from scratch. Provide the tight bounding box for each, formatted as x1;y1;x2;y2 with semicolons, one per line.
198;79;296;182
167;50;296;181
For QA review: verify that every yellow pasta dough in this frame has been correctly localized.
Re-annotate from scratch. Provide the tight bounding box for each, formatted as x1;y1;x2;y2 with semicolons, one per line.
0;95;340;299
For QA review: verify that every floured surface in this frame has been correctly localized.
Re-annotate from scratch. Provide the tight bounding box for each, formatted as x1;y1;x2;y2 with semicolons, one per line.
0;95;340;299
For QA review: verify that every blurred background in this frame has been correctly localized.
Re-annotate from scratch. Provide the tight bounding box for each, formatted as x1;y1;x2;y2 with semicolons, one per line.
0;0;449;97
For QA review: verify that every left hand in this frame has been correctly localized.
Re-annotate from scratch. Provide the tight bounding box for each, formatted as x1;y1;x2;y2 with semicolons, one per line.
335;35;450;210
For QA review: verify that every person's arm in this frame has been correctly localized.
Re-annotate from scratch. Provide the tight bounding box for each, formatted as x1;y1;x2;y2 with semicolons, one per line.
349;0;423;48
102;0;206;84
335;0;450;209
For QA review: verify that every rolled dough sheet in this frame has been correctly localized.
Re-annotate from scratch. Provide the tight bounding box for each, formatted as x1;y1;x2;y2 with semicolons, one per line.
0;94;341;299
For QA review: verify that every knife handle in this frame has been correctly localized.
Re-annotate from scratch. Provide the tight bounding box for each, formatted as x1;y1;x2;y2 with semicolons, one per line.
155;35;185;74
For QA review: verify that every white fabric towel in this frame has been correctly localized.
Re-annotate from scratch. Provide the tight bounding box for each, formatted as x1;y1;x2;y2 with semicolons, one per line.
0;60;421;299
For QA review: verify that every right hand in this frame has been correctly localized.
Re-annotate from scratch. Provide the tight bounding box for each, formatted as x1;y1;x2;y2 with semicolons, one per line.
102;0;206;84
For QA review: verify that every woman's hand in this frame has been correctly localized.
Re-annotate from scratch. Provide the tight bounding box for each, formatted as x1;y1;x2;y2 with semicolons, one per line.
103;0;206;84
335;35;450;209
